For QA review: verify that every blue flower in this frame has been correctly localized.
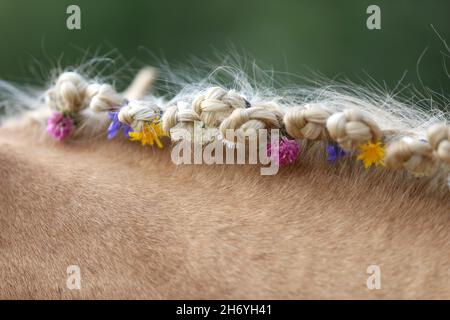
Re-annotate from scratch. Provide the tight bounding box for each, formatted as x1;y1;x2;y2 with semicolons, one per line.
107;111;132;139
326;144;347;163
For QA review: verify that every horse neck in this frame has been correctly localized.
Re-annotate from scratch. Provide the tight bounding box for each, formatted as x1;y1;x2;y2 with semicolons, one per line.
1;119;450;298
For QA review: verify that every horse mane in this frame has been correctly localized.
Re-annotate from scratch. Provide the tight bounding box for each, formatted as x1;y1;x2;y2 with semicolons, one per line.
1;57;449;196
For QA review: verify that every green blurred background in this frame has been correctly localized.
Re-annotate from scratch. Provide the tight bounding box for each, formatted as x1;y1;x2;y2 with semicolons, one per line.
0;0;449;95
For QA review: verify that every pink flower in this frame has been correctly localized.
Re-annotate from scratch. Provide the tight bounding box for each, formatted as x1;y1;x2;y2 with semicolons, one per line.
267;137;300;166
47;112;74;141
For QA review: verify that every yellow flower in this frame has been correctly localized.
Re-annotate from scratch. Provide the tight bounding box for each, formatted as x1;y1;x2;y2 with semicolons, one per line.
357;140;385;169
129;121;165;149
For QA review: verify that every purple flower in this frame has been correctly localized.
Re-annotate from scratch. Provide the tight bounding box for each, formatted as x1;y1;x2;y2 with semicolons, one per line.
47;112;74;141
267;137;300;166
326;144;347;163
107;111;132;139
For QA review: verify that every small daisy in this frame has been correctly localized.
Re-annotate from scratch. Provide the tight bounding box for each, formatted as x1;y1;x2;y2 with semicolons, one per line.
357;140;385;168
107;111;132;139
129;120;165;148
326;144;348;163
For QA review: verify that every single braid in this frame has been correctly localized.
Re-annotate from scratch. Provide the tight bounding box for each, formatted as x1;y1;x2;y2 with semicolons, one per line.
86;83;125;112
219;103;283;142
45;72;88;112
45;71;125;114
384;137;438;176
427;123;450;168
118;100;162;132
284;103;332;140
192;87;249;127
161;104;201;136
326;109;381;150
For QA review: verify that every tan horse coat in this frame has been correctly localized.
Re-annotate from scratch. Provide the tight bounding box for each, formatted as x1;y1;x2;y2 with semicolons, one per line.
1;113;449;299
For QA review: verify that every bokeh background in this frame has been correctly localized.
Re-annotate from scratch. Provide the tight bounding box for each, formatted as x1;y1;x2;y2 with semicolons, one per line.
0;0;449;96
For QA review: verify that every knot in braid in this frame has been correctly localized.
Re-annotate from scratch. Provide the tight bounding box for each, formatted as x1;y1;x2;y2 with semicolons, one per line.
384;137;438;176
45;72;88;112
427;123;450;167
118;100;162;132
193;87;249;127
326;109;381;150
284;103;332;140
161;104;201;136
219;103;283;142
86;83;125;112
45;72;125;114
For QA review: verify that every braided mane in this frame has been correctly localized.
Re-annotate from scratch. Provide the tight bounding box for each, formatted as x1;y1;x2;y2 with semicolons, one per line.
1;62;450;192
